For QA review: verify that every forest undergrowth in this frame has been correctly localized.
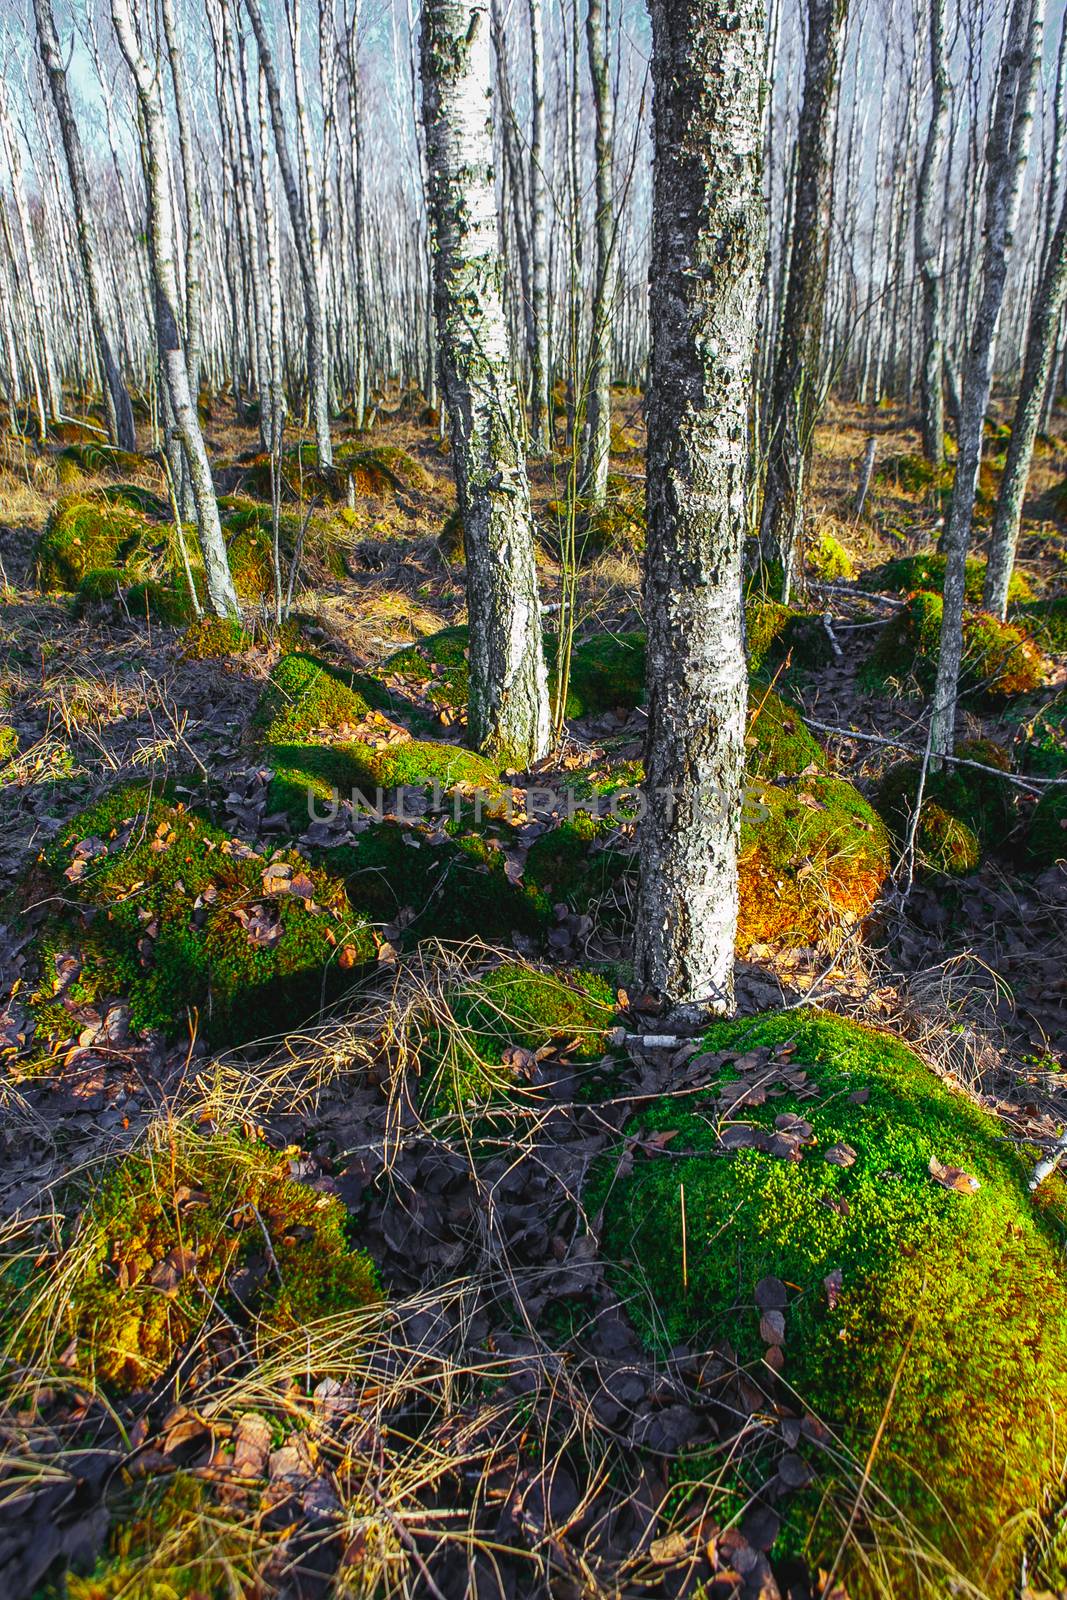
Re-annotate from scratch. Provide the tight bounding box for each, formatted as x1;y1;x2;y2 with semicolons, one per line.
0;392;1065;1600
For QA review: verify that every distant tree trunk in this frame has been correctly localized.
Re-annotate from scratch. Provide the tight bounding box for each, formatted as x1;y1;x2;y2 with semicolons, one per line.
420;0;551;767
111;0;240;620
930;0;1043;757
916;0;948;462
759;0;847;602
243;0;333;467
528;0;551;452
580;0;614;504
634;0;765;1019
985;183;1067;617
0;87;60;430
32;0;136;451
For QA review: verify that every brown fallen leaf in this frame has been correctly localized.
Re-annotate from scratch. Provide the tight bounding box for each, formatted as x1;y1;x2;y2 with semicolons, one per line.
928;1156;980;1194
759;1309;786;1345
823;1268;843;1308
824;1143;857;1168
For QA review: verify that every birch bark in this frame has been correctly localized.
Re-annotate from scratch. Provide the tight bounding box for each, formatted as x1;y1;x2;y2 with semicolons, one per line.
580;0;614;503
634;0;765;1019
930;0;1043;756
916;0;948;462
420;0;551;767
32;0;136;451
111;0;240;620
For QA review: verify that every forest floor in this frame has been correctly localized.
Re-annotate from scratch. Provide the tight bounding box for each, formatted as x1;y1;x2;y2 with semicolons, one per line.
0;392;1064;1600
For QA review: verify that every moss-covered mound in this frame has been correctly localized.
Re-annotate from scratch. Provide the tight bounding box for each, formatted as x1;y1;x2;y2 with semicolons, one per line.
1018;596;1067;654
747;599;834;675
1026;785;1067;867
562;631;646;717
862;551;1033;605
236;441;430;503
595;1008;1067;1594
746;687;824;778
876;451;952;496
219;496;347;595
523;810;632;916
806;525;856;581
875;739;1013;876
180;615;254;659
738;776;890;950
418;962;618;1113
266;736;507;829
0;1126;380;1393
97;481;169;518
55;440;147;483
543;474;645;560
35;494;159;592
862;589;1044;700
24;784;374;1050
255;651;388;743
1010;693;1067;778
384;625;471;716
124;577;198;626
322;821;550;945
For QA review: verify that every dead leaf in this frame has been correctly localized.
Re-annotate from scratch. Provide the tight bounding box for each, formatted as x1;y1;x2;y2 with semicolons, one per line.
823;1268;843;1308
824;1143;856;1168
928;1156;979;1194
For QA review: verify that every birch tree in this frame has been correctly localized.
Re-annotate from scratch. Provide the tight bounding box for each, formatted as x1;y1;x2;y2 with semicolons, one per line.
244;0;333;467
420;0;551;767
110;0;241;620
929;0;1043;757
32;0;137;451
759;0;848;600
527;0;551;452
634;0;765;1019
915;0;948;463
580;0;614;503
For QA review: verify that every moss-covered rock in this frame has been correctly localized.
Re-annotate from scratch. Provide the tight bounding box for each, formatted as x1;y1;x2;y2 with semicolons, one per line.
1018;596;1067;654
875;739;1012;877
124;578;198;626
543;474;645;560
220;497;347;595
806;525;856;581
35;495;158;592
523;810;632;916
384;626;471;716
255;651;385;743
862;589;1044;700
747;599;834;675
0;723;18;764
562;631;646;716
1010;692;1067;777
877;451;952;496
1026;785;1067;867
738;776;890;950
0;1125;380;1393
594;1008;1067;1595
265;735;507;826
235;441;431;503
861;552;1033;605
24;784;374;1050
180;615;254;659
418;962;618;1112
55;440;147;481
746;687;824;778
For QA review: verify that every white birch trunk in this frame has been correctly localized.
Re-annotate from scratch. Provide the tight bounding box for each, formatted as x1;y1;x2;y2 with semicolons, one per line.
634;0;765;1020
111;0;240;621
916;0;948;462
420;0;551;767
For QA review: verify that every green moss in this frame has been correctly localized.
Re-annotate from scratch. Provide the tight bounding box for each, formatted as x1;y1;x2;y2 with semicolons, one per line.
55;441;146;479
35;495;158;592
420;962;618;1112
125;579;197;626
25;783;374;1050
746;687;824;778
746;599;833;675
877;451;953;495
220;498;347;594
862;552;1033;605
384;626;471;715
180;615;254;658
74;566;125;607
322;820;548;946
1010;693;1067;777
255;651;386;742
1026;785;1067;867
738;776;890;950
0;723;17;763
1;1125;381;1394
875;739;1012;876
806;526;855;581
1018;596;1067;654
524;810;632;915
746;597;791;672
239;442;430;504
98;482;169;518
63;1475;256;1599
561;631;646;717
543;475;645;560
862;589;1045;700
595;1008;1067;1594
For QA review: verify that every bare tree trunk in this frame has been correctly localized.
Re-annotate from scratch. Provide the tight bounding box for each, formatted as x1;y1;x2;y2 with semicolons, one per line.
580;0;614;503
420;0;551;767
635;0;765;1020
930;0;1043;757
33;0;136;451
243;0;333;467
528;0;551;452
759;0;848;602
985;174;1067;616
916;0;948;462
111;0;240;620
